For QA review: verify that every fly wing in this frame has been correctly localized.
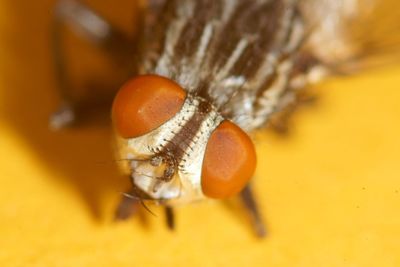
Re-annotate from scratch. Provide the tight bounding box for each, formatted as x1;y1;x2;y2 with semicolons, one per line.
300;0;400;72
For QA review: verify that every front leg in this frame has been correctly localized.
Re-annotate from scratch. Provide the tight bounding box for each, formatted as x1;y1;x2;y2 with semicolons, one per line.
240;184;266;237
115;190;176;231
114;192;140;221
164;206;175;230
50;0;136;130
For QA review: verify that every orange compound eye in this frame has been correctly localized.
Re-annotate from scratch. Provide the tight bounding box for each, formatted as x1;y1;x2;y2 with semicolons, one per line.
112;75;186;138
201;121;257;199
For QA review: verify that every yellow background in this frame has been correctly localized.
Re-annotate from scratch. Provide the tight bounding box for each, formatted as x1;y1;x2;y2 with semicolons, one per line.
1;1;400;266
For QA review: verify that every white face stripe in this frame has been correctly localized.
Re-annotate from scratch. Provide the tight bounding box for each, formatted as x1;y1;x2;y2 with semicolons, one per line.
221;0;239;22
248;59;293;129
152;1;253;91
194;23;215;67
176;22;215;90
155;1;196;77
215;38;250;81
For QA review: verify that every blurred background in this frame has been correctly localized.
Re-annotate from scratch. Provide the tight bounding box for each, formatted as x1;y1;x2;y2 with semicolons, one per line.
0;1;399;266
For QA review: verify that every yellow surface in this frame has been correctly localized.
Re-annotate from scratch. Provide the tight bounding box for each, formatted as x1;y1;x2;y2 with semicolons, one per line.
1;1;400;267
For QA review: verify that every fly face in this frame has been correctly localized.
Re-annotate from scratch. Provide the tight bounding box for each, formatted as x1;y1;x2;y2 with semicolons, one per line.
109;0;300;231
112;75;257;205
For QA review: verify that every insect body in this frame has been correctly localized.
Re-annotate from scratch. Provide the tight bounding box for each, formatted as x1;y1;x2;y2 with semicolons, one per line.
51;0;398;236
112;0;306;205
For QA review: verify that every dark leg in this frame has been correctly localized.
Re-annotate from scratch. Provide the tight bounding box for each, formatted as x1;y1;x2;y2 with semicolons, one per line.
164;206;175;230
240;184;266;237
114;192;140;221
50;0;135;130
116;193;176;231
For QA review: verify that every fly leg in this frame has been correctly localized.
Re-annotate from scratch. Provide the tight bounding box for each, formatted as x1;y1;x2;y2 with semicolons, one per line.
115;191;176;231
164;206;175;230
50;0;136;130
240;184;266;237
114;191;140;221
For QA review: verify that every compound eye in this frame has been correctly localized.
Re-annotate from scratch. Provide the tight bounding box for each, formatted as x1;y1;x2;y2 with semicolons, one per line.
201;121;257;198
112;75;186;138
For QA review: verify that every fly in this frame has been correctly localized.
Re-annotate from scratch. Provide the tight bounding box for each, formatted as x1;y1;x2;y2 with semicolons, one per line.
50;0;400;237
